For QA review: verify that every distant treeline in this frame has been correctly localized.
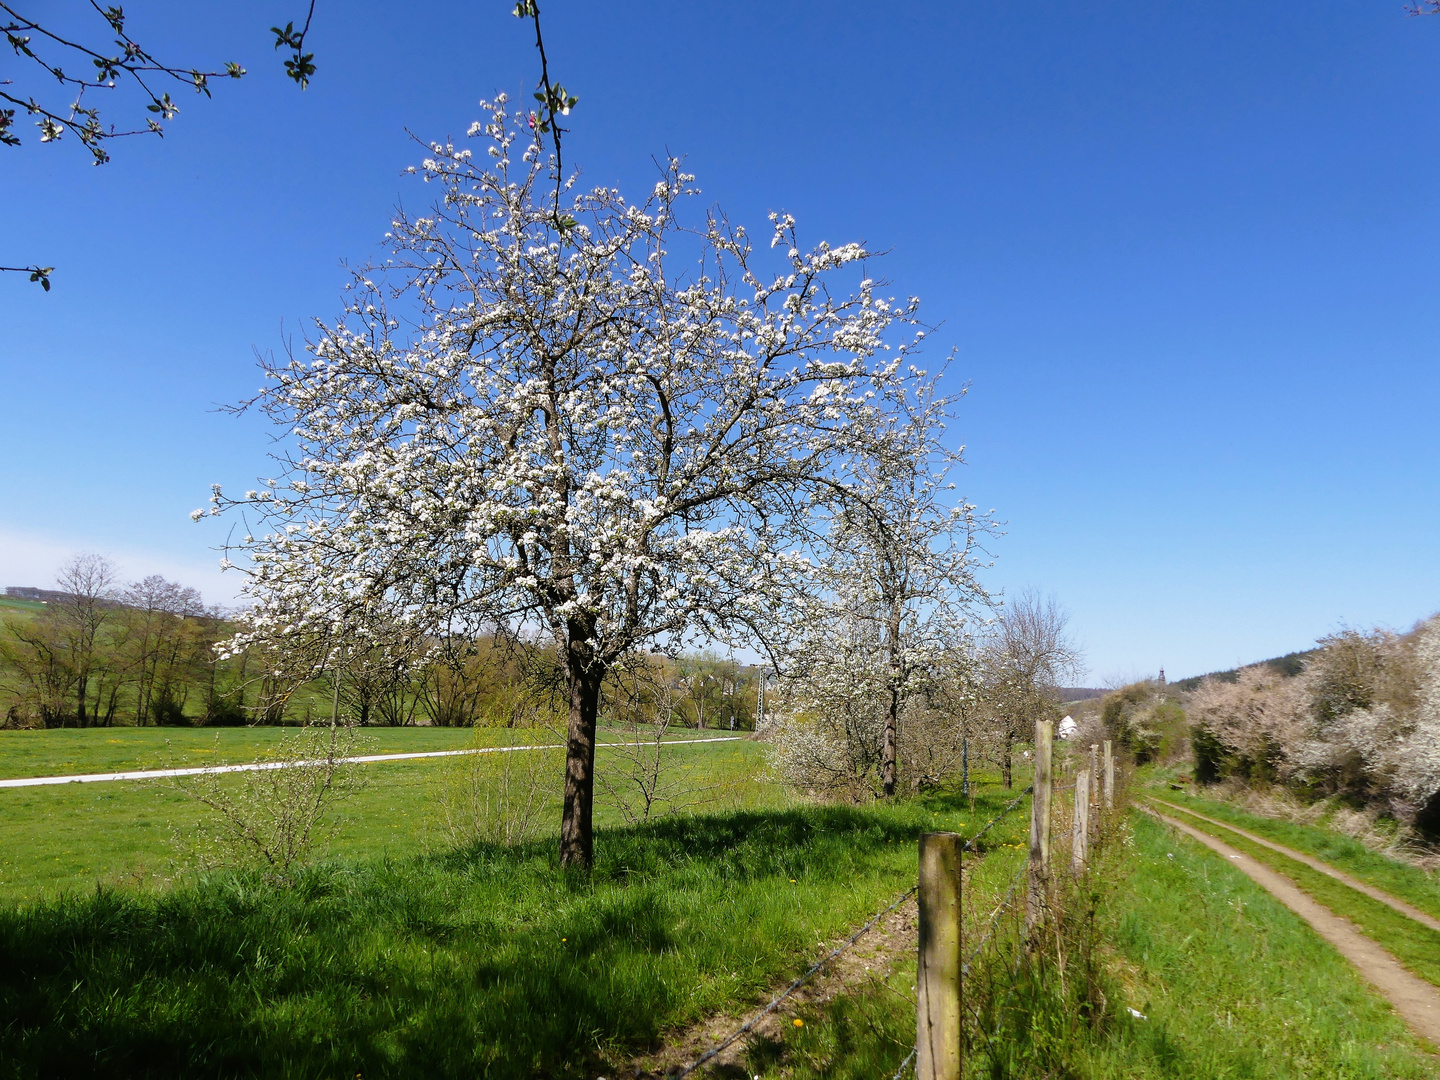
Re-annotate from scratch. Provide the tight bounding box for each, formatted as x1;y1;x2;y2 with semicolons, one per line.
0;560;765;731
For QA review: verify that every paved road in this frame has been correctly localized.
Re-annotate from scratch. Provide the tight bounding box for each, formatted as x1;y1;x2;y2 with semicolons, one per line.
0;736;745;789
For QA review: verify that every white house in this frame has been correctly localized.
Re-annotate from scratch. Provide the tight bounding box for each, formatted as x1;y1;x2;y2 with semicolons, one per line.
1057;715;1079;740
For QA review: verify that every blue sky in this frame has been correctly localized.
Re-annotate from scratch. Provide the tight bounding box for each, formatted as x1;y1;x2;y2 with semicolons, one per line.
2;1;1438;681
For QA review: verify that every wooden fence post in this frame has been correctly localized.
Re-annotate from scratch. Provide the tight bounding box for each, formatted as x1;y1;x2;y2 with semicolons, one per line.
1072;769;1090;873
1089;743;1100;808
1102;740;1114;811
917;831;963;1080
1026;718;1053;933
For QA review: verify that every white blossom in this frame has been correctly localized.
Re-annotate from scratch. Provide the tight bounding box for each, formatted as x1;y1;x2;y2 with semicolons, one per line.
209;98;937;864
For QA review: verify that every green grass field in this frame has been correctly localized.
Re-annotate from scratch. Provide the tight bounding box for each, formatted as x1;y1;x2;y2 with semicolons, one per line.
0;719;731;780
0;731;767;901
0;596;45;618
3;734;1436;1078
1083;811;1437;1078
0;766;1032;1080
692;810;1440;1080
1148;788;1440;922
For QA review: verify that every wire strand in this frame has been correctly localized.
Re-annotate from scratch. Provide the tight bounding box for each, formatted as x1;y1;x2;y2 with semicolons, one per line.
888;1045;918;1080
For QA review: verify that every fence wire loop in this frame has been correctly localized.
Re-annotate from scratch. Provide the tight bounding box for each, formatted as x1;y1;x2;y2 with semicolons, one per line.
888;1044;918;1080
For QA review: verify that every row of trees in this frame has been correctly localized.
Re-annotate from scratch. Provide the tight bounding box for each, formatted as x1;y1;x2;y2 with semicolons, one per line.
0;555;235;728
767;589;1082;801
323;634;764;733
0;555;769;732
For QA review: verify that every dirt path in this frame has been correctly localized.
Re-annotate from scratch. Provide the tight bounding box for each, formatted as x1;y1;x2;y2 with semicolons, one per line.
1146;806;1440;1048
618;897;919;1078
1148;797;1440;933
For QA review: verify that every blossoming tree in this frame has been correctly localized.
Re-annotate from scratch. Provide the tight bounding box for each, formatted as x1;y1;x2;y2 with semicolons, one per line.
772;376;989;797
207;97;928;867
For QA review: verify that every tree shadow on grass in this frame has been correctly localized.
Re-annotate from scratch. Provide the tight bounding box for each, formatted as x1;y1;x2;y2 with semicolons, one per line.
0;798;1020;1079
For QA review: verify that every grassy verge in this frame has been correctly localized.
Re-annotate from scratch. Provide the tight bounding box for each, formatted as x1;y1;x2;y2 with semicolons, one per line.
1144;786;1440;922
731;844;1035;1080
1150;800;1440;990
0;786;1029;1080
714;808;1440;1078
1083;811;1439;1077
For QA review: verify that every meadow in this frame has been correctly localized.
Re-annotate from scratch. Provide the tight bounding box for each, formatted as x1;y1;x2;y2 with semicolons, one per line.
778;809;1440;1079
1151;786;1440;920
0;749;1026;1079
3;729;1438;1078
0;726;761;900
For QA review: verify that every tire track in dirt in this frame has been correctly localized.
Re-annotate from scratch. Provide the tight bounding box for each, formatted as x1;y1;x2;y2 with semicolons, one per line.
1148;797;1440;933
1145;805;1440;1048
619;898;919;1078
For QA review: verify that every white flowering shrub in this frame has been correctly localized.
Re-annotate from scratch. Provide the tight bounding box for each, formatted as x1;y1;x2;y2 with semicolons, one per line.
768;616;976;799
768;627;890;801
1190;618;1440;831
767;372;987;800
1389;622;1440;816
1188;666;1309;783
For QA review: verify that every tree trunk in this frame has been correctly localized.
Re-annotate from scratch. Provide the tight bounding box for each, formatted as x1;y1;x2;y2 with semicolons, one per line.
76;673;88;728
882;686;899;797
1002;730;1013;789
560;639;605;870
882;604;903;798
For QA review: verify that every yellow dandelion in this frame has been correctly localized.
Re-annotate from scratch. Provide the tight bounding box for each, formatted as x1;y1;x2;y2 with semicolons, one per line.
793;1018;804;1028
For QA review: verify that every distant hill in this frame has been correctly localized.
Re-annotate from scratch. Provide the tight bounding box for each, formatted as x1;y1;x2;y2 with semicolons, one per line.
1169;649;1318;693
1060;687;1108;702
0;595;47;615
3;587;62;604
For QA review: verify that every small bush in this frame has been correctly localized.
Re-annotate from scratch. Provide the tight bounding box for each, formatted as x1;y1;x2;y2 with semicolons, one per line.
434;733;561;847
1101;681;1188;765
203;691;248;727
151;688;189;727
171;724;369;882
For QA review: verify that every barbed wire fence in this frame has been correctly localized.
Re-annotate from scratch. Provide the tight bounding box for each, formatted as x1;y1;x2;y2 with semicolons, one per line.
671;783;1038;1079
882;733;1123;1079
666;730;1125;1080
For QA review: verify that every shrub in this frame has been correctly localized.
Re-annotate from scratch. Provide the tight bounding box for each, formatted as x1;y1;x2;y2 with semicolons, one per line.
434;734;562;847
1184;618;1440;828
1188;666;1306;784
171;725;368;882
1101;681;1187;765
